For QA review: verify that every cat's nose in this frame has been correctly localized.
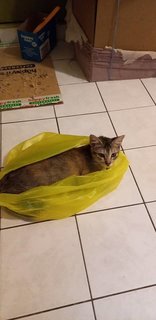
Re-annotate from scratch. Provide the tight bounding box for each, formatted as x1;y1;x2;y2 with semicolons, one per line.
105;161;111;166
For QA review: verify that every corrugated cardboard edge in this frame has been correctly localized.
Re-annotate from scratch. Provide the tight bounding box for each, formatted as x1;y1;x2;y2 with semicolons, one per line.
74;42;156;81
0;94;62;110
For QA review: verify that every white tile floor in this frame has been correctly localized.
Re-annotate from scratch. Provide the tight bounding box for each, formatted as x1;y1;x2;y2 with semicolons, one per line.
1;41;156;320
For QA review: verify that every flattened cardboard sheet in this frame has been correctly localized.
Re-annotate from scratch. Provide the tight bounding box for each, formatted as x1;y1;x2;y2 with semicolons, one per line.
0;47;62;110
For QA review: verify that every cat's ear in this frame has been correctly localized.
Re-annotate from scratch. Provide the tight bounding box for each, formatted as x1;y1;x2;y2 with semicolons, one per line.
90;135;103;147
111;135;125;148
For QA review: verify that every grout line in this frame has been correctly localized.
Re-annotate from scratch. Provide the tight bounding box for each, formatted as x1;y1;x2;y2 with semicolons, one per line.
77;202;144;216
143;202;156;229
108;104;155;112
7;299;91;320
140;79;156;106
1;105;156;125
53;106;60;133
75;216;97;320
55;111;107;119
128;165;156;232
125;144;156;151
96;82;156;232
93;283;156;302
0;218;52;231
6;283;156;320
1;115;56;125
145;199;156;205
1;202;145;231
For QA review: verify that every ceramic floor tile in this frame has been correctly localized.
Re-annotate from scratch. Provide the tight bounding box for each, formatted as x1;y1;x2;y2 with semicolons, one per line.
2;105;55;123
80;169;142;214
0;219;90;319
1;38;156;320
2;118;58;162
77;205;156;298
53;60;87;85
94;286;156;320
146;202;156;228
55;83;105;117
110;106;156;149
97;79;154;111
58;113;115;137
126;147;156;202
23;303;94;320
1;208;31;229
142;78;156;103
51;41;74;60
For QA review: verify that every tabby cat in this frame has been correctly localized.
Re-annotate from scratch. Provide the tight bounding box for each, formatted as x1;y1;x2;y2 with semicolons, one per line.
0;134;124;194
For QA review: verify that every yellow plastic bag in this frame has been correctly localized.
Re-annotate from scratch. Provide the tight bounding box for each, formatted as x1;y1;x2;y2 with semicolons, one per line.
0;132;129;220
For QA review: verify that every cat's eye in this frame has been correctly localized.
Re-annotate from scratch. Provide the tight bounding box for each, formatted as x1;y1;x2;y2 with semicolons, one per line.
98;153;105;158
111;153;117;158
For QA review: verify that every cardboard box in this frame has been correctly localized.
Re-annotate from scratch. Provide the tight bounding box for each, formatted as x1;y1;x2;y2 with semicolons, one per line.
73;0;156;51
74;42;156;82
17;12;56;62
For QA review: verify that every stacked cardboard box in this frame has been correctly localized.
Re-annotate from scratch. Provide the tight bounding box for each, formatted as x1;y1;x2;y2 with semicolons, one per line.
72;0;156;81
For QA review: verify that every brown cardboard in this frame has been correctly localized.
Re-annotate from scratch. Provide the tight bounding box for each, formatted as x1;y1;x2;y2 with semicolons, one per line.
0;47;62;110
74;42;156;82
73;0;156;51
72;0;96;45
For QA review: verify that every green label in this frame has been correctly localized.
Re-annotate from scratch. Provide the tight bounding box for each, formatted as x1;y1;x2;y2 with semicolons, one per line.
29;96;60;105
0;96;61;110
0;100;22;109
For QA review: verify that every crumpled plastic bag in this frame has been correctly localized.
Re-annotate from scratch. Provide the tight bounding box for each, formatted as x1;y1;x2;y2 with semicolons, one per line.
0;132;129;220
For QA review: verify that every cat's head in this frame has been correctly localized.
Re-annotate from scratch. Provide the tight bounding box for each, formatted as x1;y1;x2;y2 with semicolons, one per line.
90;134;125;168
